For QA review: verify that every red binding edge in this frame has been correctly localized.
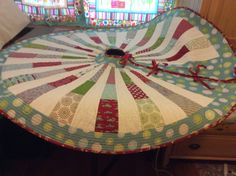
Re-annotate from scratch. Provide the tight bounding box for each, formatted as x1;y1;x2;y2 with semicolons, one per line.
0;104;236;155
0;7;236;155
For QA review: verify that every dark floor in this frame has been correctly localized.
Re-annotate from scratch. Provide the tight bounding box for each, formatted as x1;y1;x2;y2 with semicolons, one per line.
0;117;168;176
1;26;236;176
1;117;236;176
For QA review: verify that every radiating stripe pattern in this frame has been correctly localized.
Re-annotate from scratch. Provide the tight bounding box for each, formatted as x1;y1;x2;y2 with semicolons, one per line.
95;68;119;133
120;71;165;130
49;65;108;125
129;69;203;116
0;10;221;137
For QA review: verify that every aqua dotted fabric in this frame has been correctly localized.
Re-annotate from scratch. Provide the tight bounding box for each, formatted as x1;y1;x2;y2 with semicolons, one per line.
0;8;235;154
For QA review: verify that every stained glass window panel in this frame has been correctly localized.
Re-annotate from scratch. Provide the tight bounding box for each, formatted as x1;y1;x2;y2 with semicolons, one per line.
14;0;175;26
84;0;175;27
96;0;158;14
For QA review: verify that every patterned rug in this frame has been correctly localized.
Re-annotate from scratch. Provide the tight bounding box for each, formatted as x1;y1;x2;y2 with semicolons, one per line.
0;7;235;154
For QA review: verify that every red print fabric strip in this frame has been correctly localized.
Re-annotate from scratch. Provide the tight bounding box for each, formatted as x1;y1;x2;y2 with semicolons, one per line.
166;45;189;62
64;64;90;71
106;68;115;84
90;37;102;44
74;45;93;52
33;62;62;68
48;75;78;87
127;84;149;99
120;43;128;49
95;99;118;133
130;70;150;83
9;52;37;58
173;20;193;40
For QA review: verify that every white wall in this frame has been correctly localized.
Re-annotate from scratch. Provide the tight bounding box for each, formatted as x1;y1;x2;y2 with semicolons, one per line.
178;0;203;12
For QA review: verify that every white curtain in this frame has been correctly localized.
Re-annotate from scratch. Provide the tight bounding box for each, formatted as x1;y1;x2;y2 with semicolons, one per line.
177;0;203;12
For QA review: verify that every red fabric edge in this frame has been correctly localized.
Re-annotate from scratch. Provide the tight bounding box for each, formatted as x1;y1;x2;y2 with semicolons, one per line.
0;104;236;155
0;6;236;155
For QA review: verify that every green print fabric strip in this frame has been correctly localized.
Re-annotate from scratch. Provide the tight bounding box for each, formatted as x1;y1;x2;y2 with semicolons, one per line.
0;8;235;154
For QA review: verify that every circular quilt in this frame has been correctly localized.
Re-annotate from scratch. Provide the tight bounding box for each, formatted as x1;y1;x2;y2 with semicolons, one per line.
0;8;235;154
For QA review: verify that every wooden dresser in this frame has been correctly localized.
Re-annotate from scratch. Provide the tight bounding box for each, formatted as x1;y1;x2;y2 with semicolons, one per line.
168;0;236;163
165;112;236;162
164;9;236;161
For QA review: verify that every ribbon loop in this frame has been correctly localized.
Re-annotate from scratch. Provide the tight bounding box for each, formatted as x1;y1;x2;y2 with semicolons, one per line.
147;60;168;76
119;53;133;67
189;65;214;90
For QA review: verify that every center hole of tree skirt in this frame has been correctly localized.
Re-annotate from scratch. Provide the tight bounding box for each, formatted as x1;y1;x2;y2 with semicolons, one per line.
105;48;125;57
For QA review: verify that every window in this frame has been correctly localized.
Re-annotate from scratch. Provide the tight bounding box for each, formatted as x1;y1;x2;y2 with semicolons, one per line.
14;0;81;24
14;0;175;26
84;0;175;27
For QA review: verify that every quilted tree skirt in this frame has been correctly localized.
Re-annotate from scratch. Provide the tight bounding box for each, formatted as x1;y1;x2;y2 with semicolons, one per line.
0;8;236;154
